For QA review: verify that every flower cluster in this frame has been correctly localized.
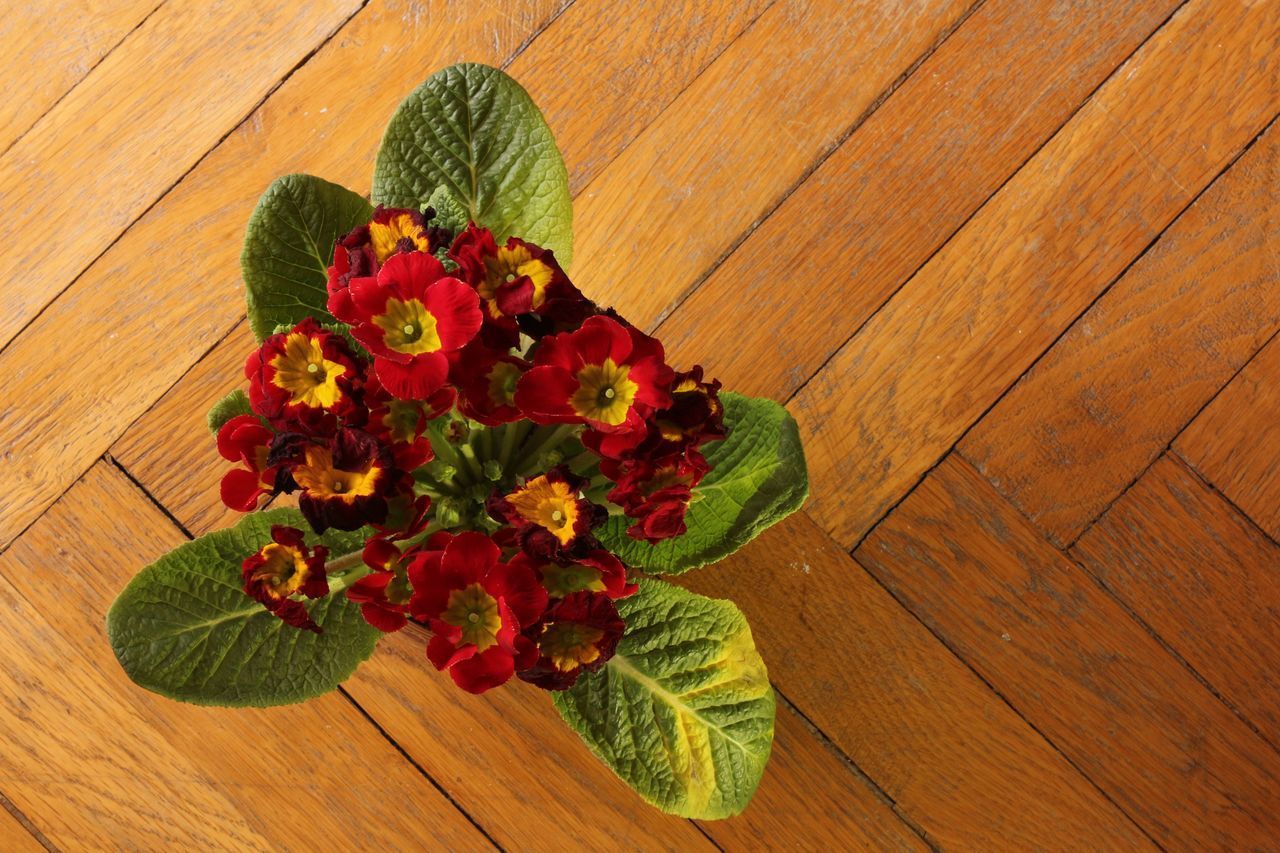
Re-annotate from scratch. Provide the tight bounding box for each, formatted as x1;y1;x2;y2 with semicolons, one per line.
223;206;725;693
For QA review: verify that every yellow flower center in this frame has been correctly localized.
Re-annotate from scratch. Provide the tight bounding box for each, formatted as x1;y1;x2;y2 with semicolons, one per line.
374;298;442;355
368;213;431;263
482;245;554;308
571;359;638;425
487;361;522;407
442;583;502;650
250;543;311;600
505;475;580;545
291;446;381;503
270;332;347;408
539;562;606;597
539;621;606;672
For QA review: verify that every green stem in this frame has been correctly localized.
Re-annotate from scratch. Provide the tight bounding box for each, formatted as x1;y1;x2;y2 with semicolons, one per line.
498;420;530;470
514;424;579;475
458;443;484;482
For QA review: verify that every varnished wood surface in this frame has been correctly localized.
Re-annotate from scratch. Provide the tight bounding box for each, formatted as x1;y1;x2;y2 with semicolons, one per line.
2;1;1278;848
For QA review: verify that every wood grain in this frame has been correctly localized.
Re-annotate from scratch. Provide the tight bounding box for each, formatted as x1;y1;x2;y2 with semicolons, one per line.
0;462;488;849
345;626;714;851
962;119;1280;545
0;0;366;350
792;0;1280;548
568;0;973;330
1175;335;1280;541
0;0;157;154
1074;454;1280;747
856;454;1280;848
698;701;927;851
655;0;1184;398
679;512;1149;849
0;0;567;550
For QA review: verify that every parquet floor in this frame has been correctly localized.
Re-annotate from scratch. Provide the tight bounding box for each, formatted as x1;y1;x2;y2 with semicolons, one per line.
1;1;1277;849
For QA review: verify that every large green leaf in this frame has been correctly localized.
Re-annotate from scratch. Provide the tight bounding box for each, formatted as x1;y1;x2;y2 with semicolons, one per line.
107;509;378;707
598;393;808;574
553;579;774;819
241;173;373;340
372;63;573;266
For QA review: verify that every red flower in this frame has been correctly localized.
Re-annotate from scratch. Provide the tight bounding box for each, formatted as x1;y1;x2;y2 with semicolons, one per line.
449;223;576;316
519;549;637;600
515;316;674;432
607;451;710;544
245;318;364;430
241;525;329;633
488;468;603;559
327;206;452;324
348;252;483;401
290;429;399;533
408;532;548;694
518;592;624;690
453;341;527;426
216;414;279;511
345;537;413;632
362;371;449;470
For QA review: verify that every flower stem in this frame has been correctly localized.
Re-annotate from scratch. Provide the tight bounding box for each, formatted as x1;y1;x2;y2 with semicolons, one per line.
497;420;530;469
514;424;579;475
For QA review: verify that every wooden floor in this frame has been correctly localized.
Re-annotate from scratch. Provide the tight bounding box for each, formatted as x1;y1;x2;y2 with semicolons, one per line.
2;0;1277;848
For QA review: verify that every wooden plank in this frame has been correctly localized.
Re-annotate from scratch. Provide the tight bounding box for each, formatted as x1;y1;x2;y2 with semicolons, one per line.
1074;454;1280;746
0;0;567;550
698;702;926;851
655;0;1184;398
0;802;43;853
961;120;1280;545
790;0;1280;548
112;321;258;536
0;0;366;351
515;0;773;194
0;463;488;849
568;0;973;329
0;0;158;154
345;627;714;850
681;512;1150;849
1175;335;1280;541
855;454;1280;848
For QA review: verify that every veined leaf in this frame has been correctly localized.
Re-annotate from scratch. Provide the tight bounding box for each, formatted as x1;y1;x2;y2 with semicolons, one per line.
106;509;377;707
553;579;775;819
598;393;808;574
206;388;253;434
372;63;573;266
241;173;373;340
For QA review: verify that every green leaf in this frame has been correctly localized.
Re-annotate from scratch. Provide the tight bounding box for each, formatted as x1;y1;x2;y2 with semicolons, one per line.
598;393;808;574
206;389;253;434
372;63;573;266
241;173;374;341
427;185;469;234
553;579;774;819
106;509;378;707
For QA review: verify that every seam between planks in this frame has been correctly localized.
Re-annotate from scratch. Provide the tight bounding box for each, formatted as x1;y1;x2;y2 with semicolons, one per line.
101;451;504;848
0;0;168;162
647;0;990;336
778;0;1193;411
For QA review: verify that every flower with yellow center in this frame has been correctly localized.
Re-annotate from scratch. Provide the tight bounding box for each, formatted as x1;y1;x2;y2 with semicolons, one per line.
441;583;503;651
539;562;607;597
373;297;442;355
368;212;432;263
571;359;638;426
270;332;347;408
504;474;581;546
247;542;312;600
291;446;382;503
487;360;523;407
482;244;554;306
539;621;606;672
